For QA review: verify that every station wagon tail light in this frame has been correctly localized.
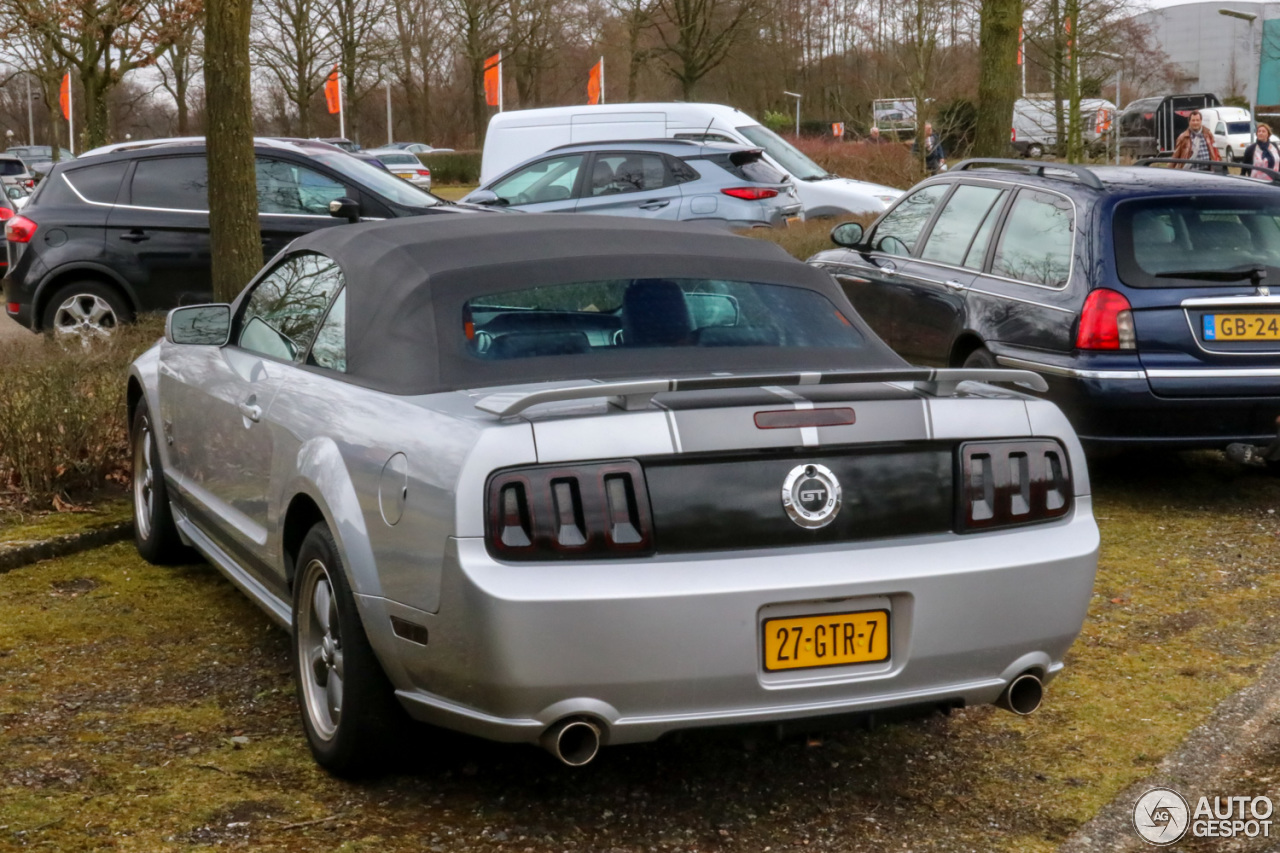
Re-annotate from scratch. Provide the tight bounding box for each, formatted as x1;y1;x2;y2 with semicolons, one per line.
957;440;1071;532
5;215;35;243
486;460;654;560
721;187;779;200
1077;288;1135;350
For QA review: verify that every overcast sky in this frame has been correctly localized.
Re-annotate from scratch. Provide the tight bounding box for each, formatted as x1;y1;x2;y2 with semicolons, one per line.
1138;0;1264;7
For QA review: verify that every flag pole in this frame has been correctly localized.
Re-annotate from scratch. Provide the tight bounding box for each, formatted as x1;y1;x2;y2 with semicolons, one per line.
600;57;605;105
338;68;346;138
498;51;503;113
68;75;74;155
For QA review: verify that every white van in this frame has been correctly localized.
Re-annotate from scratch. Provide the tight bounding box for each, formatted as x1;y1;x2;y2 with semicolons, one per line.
480;103;902;216
1199;107;1254;161
1012;97;1116;158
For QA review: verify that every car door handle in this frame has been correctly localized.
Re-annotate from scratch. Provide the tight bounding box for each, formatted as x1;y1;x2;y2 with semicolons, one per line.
639;199;670;210
119;229;150;243
945;279;967;290
880;262;897;276
238;402;262;423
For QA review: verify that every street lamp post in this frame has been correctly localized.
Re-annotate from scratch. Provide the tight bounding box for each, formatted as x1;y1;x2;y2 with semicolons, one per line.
1098;50;1123;165
783;91;801;138
1219;8;1259;110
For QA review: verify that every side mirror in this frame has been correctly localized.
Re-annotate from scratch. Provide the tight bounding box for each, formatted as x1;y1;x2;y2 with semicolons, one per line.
166;304;231;346
466;189;502;206
328;196;361;223
830;221;864;248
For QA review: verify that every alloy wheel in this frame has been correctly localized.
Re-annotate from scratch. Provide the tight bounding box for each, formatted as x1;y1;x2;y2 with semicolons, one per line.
298;559;344;741
51;293;118;344
132;416;154;541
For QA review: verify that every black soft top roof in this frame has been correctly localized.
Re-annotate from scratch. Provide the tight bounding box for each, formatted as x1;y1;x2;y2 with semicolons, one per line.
282;215;903;395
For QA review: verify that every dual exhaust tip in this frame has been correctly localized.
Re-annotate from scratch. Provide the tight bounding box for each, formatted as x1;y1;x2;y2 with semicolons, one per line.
541;674;1042;765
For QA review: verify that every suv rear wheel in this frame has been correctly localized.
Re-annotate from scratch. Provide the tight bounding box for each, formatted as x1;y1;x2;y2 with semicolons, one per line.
42;281;131;341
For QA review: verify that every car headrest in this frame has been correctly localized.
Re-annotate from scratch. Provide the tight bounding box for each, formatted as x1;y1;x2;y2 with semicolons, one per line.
487;330;592;359
1194;219;1252;251
622;279;693;347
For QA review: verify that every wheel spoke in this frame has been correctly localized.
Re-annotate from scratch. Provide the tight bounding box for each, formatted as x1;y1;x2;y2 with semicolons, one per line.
326;668;343;723
312;579;332;634
86;297;111;324
66;299;90;322
309;646;327;685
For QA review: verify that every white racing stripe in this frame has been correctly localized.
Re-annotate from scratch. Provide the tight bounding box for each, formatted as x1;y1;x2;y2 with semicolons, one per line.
763;385;818;447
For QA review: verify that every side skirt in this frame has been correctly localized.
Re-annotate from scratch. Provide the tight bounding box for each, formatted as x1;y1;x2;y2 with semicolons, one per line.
174;508;293;630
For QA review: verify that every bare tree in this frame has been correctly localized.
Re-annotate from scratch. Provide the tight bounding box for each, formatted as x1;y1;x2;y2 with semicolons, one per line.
325;0;393;140
390;0;446;140
440;0;508;143
651;0;760;99
252;0;333;136
155;0;204;134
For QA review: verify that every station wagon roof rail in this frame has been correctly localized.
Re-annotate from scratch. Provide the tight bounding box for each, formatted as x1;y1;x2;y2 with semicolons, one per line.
546;138;712;152
950;158;1104;190
1134;158;1280;183
474;367;1049;417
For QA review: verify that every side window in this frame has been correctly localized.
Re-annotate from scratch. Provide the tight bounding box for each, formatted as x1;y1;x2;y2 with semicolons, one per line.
991;190;1074;287
237;253;345;361
490;154;584;205
63;161;128;204
1216;122;1227;136
667;156;699;184
309;289;347;371
963;190;1009;270
256;158;347;215
130;156;208;210
588;153;668;196
919;185;1006;267
871;184;948;255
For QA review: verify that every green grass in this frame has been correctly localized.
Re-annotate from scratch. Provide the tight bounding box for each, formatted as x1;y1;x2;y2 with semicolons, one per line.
433;185;476;201
1;453;1278;850
0;497;130;546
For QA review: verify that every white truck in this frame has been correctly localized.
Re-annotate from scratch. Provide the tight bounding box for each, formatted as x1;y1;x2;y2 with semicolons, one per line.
480;103;903;217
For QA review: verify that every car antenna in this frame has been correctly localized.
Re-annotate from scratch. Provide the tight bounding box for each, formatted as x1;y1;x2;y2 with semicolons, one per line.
701;117;714;141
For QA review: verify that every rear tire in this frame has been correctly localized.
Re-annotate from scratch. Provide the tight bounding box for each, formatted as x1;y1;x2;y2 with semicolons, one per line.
962;346;998;369
131;402;191;565
1026;144;1044;159
292;523;405;776
41;281;131;342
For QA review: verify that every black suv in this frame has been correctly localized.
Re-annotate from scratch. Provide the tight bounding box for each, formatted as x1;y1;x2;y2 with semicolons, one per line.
809;158;1280;451
3;138;474;336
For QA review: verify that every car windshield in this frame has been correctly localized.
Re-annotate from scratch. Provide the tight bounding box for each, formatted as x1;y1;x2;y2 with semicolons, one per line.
736;125;829;181
1115;196;1280;287
465;278;870;360
309;151;440;207
1228;121;1253;136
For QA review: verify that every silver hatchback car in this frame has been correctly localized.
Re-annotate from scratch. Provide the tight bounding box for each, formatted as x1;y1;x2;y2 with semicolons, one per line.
129;216;1098;774
462;139;804;228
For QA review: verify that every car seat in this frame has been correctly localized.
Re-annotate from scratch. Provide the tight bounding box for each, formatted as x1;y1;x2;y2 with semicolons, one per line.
621;279;694;346
591;159;618;195
1193;219;1253;252
487;331;592;359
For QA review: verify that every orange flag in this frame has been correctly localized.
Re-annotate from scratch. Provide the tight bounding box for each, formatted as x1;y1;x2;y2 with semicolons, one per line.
484;53;502;107
59;73;70;120
587;58;603;105
324;66;341;115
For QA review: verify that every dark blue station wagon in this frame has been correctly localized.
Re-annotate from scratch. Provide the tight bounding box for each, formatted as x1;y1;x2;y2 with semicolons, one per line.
808;159;1280;451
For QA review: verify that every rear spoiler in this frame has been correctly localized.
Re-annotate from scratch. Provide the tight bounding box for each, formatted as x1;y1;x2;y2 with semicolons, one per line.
474;368;1048;418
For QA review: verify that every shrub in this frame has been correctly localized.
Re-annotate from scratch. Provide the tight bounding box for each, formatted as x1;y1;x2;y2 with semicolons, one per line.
744;215;878;263
794;137;928;190
0;317;164;503
763;110;791;134
419;150;482;185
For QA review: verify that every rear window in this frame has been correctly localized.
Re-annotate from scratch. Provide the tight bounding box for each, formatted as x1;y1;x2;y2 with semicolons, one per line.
0;160;25;176
1115;196;1280;287
465;278;868;360
706;152;786;184
376;153;420;166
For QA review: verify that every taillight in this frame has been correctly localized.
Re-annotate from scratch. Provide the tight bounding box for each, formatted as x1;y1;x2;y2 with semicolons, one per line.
0;207;15;221
1011;127;1016;142
486;460;654;559
1077;288;1135;350
721;187;779;200
958;440;1070;532
5;215;36;243
417;169;431;177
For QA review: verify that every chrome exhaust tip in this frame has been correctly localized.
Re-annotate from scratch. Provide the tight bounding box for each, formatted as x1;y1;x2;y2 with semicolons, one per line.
996;672;1044;716
540;718;602;767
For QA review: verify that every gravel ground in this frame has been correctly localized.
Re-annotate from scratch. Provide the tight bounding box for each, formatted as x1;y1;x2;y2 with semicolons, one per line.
2;451;1280;851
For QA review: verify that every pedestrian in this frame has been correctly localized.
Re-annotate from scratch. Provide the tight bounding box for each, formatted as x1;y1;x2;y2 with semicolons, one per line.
1171;110;1221;170
911;122;946;173
1241;123;1279;181
868;126;885;144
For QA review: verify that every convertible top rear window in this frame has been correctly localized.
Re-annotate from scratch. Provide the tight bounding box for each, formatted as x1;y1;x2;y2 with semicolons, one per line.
465;278;869;361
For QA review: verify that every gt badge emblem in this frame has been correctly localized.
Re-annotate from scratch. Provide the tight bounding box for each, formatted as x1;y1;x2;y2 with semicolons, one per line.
781;464;842;529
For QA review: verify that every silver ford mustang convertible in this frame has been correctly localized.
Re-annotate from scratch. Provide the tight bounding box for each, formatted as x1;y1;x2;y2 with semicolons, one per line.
127;216;1099;773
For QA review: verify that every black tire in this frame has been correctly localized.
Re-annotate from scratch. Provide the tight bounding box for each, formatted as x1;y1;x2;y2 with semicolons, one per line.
1026;143;1044;159
292;523;405;776
131;402;191;564
962;346;998;369
1226;148;1236;163
41;281;131;339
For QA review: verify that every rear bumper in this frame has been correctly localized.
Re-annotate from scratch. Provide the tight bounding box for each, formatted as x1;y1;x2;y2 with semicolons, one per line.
997;354;1280;448
361;502;1099;745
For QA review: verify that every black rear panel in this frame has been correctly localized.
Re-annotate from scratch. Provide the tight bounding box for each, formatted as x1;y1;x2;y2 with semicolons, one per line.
643;444;953;552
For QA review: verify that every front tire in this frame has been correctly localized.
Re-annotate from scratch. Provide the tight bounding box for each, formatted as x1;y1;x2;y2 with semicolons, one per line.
131;402;190;564
1226;148;1236;163
293;523;404;776
962;346;998;369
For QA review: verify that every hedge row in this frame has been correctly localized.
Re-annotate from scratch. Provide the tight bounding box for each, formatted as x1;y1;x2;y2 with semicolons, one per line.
419;150;482;186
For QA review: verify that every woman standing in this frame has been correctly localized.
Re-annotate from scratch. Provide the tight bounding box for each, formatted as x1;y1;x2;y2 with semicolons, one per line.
1242;124;1279;181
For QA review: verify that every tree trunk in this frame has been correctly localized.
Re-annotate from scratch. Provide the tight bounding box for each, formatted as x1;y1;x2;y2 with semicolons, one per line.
471;53;487;146
206;0;262;303
973;0;1022;157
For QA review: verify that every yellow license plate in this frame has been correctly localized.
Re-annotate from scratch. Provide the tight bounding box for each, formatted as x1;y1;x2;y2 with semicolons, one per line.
395;172;414;179
763;609;890;671
1205;313;1280;341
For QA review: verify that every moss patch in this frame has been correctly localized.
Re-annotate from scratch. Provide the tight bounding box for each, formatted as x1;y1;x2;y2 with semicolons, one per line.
0;496;130;546
0;452;1278;851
